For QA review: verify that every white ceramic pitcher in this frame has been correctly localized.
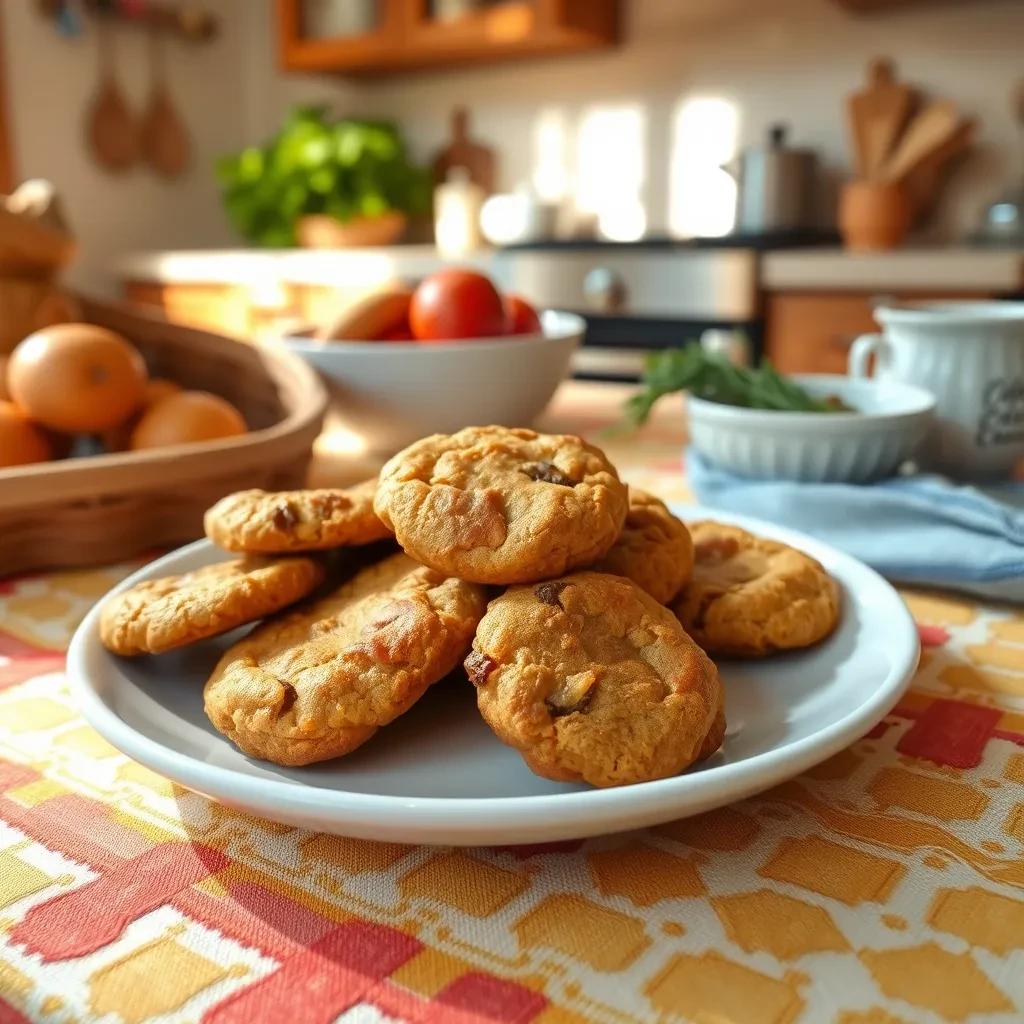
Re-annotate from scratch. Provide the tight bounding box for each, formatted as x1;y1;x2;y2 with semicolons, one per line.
849;301;1024;478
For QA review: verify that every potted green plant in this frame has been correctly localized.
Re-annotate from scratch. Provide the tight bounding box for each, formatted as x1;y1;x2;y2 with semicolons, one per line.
216;106;431;248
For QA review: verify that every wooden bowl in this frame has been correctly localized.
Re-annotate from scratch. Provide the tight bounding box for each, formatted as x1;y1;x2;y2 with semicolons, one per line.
0;296;327;573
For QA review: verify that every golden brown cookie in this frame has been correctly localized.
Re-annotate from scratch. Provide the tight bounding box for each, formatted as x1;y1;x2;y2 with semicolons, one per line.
467;571;723;787
590;489;693;604
672;521;840;657
204;479;390;553
374;426;628;585
99;557;324;656
204;553;487;766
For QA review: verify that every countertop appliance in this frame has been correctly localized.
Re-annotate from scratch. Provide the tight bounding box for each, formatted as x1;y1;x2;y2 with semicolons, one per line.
725;124;821;235
493;232;834;380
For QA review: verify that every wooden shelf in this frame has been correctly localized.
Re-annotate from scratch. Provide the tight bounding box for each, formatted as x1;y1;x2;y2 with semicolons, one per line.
277;0;618;76
832;0;986;11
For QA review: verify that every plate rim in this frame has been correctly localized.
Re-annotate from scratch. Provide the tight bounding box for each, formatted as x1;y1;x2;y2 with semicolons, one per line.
68;505;920;843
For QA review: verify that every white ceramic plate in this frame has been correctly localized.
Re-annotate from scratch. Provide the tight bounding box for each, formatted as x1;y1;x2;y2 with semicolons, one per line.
68;506;918;846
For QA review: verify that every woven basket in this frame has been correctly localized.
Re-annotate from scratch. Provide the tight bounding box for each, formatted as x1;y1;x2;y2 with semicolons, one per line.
1;296;327;574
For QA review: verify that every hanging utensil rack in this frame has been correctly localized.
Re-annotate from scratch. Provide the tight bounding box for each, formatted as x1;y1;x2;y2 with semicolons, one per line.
38;0;218;43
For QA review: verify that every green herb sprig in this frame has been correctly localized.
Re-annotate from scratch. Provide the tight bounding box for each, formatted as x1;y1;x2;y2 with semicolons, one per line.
624;347;849;427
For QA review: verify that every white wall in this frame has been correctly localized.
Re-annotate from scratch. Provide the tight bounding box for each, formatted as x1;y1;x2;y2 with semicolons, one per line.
336;0;1024;241
1;0;254;292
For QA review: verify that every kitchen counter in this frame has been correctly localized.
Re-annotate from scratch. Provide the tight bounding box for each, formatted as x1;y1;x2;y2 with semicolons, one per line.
309;378;685;487
762;246;1024;293
115;246;495;289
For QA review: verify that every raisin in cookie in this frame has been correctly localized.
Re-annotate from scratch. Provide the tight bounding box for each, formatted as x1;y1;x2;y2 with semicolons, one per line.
374;426;628;585
204;553;487;766
591;489;693;604
672;521;839;657
204;479;390;553
467;571;723;787
100;557;324;656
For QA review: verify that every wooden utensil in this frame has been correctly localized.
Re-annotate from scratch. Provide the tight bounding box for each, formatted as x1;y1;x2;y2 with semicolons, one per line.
432;108;495;194
902;117;975;218
846;58;915;180
140;29;190;177
880;99;962;185
86;20;138;172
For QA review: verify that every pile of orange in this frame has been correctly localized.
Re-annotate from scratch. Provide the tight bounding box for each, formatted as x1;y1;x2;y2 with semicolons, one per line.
0;324;248;469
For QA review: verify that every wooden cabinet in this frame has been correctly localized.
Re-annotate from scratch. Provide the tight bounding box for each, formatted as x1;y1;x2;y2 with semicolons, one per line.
277;0;618;75
765;290;998;374
831;0;988;10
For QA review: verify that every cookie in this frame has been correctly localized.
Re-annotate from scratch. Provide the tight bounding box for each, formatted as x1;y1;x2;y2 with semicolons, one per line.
590;488;693;604
204;479;390;553
99;557;324;656
374;426;628;585
671;521;840;657
204;552;487;766
467;571;723;787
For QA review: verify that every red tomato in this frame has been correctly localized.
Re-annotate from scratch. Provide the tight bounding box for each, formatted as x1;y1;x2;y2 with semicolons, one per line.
410;270;507;341
504;294;542;335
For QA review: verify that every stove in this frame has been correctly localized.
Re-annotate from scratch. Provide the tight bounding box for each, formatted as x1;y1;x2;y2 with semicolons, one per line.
493;233;837;380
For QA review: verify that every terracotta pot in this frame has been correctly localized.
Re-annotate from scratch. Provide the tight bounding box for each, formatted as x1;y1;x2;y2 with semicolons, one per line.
296;211;407;249
838;181;912;251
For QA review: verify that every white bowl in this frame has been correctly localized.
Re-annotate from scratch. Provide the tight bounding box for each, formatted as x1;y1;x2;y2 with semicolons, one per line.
687;373;936;482
283;310;582;455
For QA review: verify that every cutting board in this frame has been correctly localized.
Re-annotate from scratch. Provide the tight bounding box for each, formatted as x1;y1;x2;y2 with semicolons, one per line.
847;58;915;179
432;107;496;193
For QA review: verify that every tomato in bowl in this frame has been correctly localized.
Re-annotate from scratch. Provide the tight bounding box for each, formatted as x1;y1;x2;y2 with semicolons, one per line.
283;309;583;455
409;269;507;341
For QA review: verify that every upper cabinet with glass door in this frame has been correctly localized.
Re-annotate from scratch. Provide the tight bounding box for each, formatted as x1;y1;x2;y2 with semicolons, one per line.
276;0;619;75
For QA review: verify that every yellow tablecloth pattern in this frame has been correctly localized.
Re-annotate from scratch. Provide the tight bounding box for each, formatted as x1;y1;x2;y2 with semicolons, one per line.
1;389;1023;1024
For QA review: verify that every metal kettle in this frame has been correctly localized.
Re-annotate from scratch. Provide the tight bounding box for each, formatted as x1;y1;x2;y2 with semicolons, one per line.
724;124;819;234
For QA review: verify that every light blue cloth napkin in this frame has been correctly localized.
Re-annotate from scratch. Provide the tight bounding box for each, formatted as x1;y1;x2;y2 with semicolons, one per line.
686;448;1024;602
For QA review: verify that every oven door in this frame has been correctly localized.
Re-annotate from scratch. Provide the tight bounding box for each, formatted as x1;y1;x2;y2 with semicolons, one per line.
493;246;761;381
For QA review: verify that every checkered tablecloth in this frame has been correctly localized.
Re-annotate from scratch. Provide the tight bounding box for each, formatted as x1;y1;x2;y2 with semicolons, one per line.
2;389;1023;1024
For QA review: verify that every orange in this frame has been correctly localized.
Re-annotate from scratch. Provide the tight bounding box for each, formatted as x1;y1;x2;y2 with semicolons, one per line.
143;377;181;406
101;376;183;453
8;324;147;433
130;390;247;450
0;400;52;467
0;354;9;401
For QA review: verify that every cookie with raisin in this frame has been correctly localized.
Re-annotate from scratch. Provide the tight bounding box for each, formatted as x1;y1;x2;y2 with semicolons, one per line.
374;426;628;585
204;479;390;554
671;521;839;657
590;488;693;604
466;571;723;787
204;553;487;766
100;557;324;656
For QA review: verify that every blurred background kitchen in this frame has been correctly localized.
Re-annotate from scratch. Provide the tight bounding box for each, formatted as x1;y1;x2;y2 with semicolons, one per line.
2;0;1024;500
4;0;1022;375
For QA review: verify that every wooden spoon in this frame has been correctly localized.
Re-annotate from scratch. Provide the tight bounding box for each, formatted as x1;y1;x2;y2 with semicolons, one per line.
880;100;962;185
140;29;190;178
902;118;975;218
86;20;138;172
846;58;915;180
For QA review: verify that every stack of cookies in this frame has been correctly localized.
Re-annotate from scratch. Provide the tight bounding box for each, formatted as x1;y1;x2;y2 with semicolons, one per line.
99;425;840;789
